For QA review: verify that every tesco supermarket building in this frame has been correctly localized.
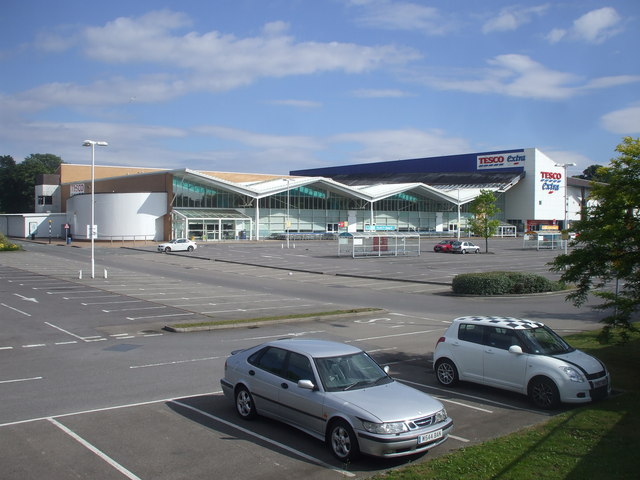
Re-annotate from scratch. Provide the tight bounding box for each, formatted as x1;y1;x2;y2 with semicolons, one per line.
1;147;591;242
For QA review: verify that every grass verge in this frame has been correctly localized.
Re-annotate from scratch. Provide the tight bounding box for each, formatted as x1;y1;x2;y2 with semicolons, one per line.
374;329;639;480
167;307;382;330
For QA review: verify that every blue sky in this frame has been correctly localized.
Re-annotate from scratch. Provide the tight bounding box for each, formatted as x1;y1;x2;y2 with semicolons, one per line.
1;0;639;176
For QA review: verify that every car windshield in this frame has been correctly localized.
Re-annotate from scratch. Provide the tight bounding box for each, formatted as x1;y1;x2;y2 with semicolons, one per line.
314;352;392;392
517;326;575;355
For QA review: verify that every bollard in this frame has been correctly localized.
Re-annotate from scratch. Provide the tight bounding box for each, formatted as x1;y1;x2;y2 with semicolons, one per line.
79;270;82;279
104;269;108;279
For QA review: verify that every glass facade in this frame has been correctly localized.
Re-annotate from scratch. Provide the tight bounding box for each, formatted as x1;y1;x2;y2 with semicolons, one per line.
170;175;506;240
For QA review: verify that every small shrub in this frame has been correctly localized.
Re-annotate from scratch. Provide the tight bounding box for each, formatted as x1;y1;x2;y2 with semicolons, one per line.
452;271;565;295
0;233;22;252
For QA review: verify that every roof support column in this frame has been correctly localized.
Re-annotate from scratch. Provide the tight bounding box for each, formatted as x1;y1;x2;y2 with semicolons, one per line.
370;201;374;229
255;202;260;240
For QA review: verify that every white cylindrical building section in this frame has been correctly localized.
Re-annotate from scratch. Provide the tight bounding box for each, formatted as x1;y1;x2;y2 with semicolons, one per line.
66;192;167;241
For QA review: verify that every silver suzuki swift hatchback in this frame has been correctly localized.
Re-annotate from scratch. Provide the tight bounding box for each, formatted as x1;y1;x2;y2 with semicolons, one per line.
433;316;611;409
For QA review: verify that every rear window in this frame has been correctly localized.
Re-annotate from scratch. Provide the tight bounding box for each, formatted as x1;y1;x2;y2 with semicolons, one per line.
458;323;484;344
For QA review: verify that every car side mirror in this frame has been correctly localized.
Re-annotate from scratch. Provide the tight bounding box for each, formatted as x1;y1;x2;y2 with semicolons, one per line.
508;345;523;355
297;379;316;390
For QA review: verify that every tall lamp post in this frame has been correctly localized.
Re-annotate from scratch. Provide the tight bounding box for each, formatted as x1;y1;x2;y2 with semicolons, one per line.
555;162;576;255
83;140;108;278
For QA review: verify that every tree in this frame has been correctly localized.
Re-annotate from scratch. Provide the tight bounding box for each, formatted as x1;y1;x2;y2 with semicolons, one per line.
468;189;501;253
576;164;613;183
549;137;640;342
0;153;63;213
0;155;17;213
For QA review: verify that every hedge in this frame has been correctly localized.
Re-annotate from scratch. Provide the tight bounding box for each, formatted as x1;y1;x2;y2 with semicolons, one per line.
0;233;21;252
452;271;566;295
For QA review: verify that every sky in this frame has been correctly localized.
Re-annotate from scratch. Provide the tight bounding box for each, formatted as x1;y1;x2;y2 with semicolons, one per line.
1;1;639;177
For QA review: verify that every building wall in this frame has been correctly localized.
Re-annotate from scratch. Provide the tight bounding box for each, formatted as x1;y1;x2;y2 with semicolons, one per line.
66;192;167;241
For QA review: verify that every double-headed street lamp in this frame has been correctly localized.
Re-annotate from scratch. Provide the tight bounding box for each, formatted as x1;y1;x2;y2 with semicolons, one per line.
555;162;576;255
82;140;108;279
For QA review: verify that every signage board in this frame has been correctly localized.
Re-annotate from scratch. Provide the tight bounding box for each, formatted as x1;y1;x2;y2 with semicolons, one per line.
477;152;526;170
70;184;85;196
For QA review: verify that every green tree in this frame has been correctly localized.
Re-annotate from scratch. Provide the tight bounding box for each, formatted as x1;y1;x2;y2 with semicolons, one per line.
0;153;63;213
549;137;640;341
468;189;501;253
576;164;613;183
0;155;18;213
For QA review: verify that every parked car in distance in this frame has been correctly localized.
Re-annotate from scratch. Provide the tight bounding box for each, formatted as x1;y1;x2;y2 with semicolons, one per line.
433;316;611;409
452;241;480;254
221;339;452;461
433;240;456;252
157;238;197;253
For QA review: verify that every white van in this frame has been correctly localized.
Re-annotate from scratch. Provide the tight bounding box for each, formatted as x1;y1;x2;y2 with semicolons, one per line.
433;316;611;409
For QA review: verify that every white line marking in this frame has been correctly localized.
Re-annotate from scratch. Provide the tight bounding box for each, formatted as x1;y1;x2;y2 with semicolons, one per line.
0;346;14;350
0;391;219;428
171;400;355;478
348;329;441;342
126;312;194;321
44;322;86;340
55;341;78;345
23;344;46;348
0;376;42;384
449;434;470;443
130;356;222;369
1;303;31;316
48;418;142;480
102;306;166;313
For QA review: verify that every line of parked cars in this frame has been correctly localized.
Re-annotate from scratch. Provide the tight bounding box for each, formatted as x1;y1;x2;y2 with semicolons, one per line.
219;316;610;461
433;240;480;254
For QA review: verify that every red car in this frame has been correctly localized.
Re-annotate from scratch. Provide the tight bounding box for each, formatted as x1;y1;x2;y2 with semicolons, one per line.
433;240;456;252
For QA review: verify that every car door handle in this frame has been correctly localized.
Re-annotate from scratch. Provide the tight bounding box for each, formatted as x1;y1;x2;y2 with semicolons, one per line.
249;370;255;376
281;383;288;389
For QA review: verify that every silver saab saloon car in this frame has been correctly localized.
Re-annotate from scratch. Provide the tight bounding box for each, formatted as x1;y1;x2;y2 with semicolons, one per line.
220;339;452;461
434;316;611;409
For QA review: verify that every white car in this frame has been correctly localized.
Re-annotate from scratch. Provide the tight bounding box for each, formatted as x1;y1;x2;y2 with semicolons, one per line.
157;238;197;253
221;339;452;461
433;316;610;409
451;241;480;254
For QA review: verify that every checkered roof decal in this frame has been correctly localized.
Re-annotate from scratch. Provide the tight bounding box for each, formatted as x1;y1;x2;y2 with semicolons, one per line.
455;316;544;330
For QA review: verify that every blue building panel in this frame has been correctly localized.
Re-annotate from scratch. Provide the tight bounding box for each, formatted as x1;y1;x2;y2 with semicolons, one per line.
291;149;525;177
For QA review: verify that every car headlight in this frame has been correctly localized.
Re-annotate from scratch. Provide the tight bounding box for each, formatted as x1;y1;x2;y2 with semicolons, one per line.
561;366;586;383
362;421;408;434
434;408;447;424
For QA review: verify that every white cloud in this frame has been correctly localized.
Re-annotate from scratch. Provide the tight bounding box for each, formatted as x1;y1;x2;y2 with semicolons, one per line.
352;89;414;98
546;7;623;44
348;0;454;34
482;4;549;34
194;126;323;151
601;104;640;134
541;149;592;172
412;54;640;100
266;99;322;108
330;128;470;163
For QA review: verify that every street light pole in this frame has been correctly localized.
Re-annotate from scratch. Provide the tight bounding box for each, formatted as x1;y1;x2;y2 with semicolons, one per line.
555;162;576;255
83;140;108;278
286;178;290;249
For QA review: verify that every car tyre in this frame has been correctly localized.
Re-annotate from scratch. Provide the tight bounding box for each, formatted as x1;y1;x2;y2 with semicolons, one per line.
328;419;359;462
528;376;560;409
435;358;459;386
235;386;257;419
164;247;171;253
187;246;194;252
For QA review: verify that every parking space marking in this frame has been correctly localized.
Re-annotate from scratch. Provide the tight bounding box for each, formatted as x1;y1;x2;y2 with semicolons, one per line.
130;355;223;369
48;418;142;480
125;312;194;321
0;376;42;384
1;303;32;316
200;303;317;315
348;329;441;342
171;400;356;478
399;378;545;414
101;306;166;313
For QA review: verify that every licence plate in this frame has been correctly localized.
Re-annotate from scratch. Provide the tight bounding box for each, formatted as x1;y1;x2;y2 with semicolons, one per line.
417;429;442;445
593;377;608;388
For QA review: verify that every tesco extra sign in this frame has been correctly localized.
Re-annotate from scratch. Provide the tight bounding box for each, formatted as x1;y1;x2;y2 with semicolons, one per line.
540;171;562;194
477;152;526;170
